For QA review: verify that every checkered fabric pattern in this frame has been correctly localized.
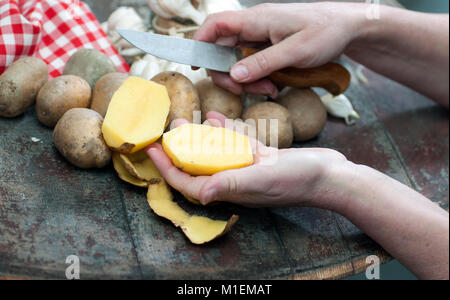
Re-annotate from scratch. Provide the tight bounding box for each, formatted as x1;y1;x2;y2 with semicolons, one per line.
0;0;129;78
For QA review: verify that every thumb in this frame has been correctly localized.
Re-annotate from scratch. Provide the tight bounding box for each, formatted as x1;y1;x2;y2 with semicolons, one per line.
199;172;241;204
199;167;267;205
230;33;320;83
230;36;299;83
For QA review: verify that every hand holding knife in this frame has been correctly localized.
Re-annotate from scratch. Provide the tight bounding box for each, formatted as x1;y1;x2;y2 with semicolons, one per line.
117;30;351;96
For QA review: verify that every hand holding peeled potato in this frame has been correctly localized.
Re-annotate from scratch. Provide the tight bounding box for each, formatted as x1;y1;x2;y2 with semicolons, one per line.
149;2;449;279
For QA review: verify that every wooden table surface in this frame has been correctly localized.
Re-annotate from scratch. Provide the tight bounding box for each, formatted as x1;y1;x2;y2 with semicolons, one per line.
0;0;448;280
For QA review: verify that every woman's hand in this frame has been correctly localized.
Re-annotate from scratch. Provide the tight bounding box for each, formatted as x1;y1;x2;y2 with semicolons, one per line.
193;2;368;98
146;112;449;279
195;3;449;106
146;112;348;208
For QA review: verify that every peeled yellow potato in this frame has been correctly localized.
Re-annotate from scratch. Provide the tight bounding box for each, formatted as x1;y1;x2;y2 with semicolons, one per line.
147;180;238;244
162;124;254;176
102;76;171;153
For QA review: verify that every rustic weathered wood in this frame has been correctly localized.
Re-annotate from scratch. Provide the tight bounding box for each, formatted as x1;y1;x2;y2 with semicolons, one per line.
1;0;448;280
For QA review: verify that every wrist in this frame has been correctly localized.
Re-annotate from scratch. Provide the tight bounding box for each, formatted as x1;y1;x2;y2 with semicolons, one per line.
346;4;394;52
312;160;369;214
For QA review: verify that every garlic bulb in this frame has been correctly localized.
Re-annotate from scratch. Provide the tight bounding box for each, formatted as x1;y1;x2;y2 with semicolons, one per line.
147;0;175;19
130;54;208;84
104;7;148;57
197;0;242;15
321;93;360;125
148;0;243;25
148;0;206;25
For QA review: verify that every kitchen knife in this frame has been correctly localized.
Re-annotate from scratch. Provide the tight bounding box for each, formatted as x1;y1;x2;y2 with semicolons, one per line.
117;29;351;95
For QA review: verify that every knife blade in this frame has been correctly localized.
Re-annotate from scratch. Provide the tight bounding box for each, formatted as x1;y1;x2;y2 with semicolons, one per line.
117;29;351;95
117;29;239;72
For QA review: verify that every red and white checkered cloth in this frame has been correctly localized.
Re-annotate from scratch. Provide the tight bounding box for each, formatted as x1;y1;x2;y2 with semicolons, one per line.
0;0;129;78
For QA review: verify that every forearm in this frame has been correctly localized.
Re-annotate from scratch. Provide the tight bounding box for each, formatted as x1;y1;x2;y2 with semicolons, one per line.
346;5;449;107
319;162;449;280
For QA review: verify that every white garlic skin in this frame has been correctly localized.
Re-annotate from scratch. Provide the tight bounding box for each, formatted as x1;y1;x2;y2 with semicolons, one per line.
148;0;243;25
148;0;206;25
321;93;360;125
198;0;242;15
147;0;175;19
130;54;208;83
105;7;147;55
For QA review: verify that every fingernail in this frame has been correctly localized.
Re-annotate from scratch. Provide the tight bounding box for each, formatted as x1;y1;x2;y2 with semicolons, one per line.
265;85;278;99
270;87;278;99
147;147;157;156
231;65;249;81
202;188;217;204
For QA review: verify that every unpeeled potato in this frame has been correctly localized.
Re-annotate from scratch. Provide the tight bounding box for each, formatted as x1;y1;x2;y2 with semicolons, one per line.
36;75;91;128
152;72;200;123
277;88;327;142
195;78;243;121
63;49;117;89
242;102;294;149
53;108;111;169
0;57;48;118
91;72;128;117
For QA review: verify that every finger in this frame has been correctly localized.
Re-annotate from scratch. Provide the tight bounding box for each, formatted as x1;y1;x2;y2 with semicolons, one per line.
167;118;190;131
216;36;238;46
194;11;243;43
206;111;227;127
173;118;190;127
194;10;264;43
243;79;278;98
199;166;270;204
209;71;243;95
206;117;223;128
146;143;207;200
230;35;300;83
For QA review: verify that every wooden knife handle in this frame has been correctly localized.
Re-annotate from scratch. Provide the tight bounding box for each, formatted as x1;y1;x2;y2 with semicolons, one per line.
240;47;351;96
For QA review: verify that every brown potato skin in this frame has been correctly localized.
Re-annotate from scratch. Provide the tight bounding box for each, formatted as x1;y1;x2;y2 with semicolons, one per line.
0;57;48;118
53;108;111;169
91;72;128;117
277;88;327;142
36;75;91;128
63;49;116;89
195;78;243;121
242;102;294;149
152;72;200;123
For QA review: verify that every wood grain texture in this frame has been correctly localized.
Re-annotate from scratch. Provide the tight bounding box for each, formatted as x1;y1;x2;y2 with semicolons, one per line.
2;0;447;281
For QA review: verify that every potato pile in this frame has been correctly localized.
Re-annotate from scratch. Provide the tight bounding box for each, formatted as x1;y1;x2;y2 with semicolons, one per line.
0;49;120;169
0;49;332;244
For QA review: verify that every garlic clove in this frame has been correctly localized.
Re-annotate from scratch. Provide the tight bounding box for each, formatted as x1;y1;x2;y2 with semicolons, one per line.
149;0;207;25
198;0;243;15
105;7;148;55
130;54;208;83
321;93;360;126
148;0;175;19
